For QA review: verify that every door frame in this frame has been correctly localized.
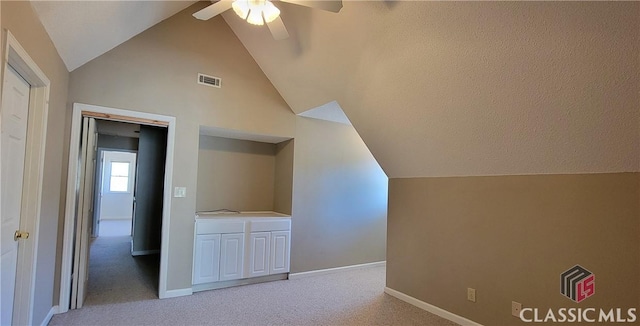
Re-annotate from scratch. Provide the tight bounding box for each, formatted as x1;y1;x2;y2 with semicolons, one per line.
59;103;176;313
1;30;51;325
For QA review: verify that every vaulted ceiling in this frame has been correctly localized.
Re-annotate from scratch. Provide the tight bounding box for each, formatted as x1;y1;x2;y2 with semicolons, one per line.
31;1;196;71
31;1;639;178
224;1;639;177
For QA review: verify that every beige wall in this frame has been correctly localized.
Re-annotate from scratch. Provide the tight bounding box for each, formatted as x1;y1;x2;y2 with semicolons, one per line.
387;173;640;325
291;117;388;272
197;135;277;212
67;2;295;291
97;134;139;151
1;0;69;323
274;139;294;215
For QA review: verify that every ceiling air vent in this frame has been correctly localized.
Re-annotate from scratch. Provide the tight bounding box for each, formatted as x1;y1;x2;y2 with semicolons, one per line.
198;73;221;88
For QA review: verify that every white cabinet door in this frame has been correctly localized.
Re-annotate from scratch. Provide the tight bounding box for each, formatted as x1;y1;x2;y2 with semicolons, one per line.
193;234;221;284
220;233;245;281
248;232;271;278
270;231;290;274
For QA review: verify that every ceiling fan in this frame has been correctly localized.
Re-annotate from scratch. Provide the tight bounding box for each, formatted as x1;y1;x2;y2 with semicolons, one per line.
193;0;343;40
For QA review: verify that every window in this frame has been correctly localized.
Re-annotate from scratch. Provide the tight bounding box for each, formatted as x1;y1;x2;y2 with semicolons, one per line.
109;162;130;192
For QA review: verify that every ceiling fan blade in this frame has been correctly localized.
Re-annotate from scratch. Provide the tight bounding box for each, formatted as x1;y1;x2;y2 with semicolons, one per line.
279;0;343;13
267;16;290;40
193;0;234;20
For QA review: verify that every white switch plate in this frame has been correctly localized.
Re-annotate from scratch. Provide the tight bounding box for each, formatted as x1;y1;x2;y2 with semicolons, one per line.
467;288;476;302
512;301;522;317
174;187;186;198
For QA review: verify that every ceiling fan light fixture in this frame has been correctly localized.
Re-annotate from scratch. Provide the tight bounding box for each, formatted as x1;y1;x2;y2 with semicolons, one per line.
262;1;280;23
232;0;250;19
246;8;264;25
232;0;280;26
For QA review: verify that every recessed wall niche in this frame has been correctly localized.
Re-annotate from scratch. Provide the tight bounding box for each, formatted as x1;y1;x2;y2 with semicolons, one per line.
196;126;293;215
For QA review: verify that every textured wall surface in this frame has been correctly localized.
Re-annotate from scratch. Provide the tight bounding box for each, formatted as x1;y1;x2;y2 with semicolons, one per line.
291;117;388;272
196;135;277;212
387;173;639;325
225;1;640;177
273;139;294;215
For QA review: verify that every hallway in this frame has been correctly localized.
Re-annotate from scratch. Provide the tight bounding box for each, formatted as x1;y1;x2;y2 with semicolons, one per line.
83;236;159;306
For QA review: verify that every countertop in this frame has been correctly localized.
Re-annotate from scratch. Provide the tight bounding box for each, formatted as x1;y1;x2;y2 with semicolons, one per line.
195;211;291;219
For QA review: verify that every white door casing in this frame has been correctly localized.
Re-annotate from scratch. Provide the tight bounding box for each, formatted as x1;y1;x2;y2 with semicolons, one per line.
0;65;30;326
60;104;177;312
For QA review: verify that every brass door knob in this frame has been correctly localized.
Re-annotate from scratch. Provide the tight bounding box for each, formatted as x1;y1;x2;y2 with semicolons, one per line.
14;230;29;241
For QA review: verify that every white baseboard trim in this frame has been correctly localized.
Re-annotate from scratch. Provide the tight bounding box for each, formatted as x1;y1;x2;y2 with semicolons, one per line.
40;305;58;326
384;287;482;326
100;216;132;221
131;249;159;256
288;261;386;280
161;288;192;299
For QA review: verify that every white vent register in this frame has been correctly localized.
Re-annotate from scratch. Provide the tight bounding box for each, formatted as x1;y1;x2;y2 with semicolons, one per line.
198;73;221;88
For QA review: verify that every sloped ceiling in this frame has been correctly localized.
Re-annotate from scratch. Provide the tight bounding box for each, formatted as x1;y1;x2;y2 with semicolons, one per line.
298;101;351;125
30;1;639;178
223;1;640;178
31;0;196;71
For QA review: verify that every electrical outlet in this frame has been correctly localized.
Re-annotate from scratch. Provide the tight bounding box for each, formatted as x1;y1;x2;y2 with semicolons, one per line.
512;301;522;317
467;288;476;302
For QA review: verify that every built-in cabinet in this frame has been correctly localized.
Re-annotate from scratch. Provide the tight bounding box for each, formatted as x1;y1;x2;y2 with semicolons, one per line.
248;232;271;278
193;234;220;284
219;233;245;281
193;213;291;287
270;231;290;274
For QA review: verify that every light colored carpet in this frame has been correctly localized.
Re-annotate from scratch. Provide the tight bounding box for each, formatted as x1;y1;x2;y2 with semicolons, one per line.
81;236;159;307
50;237;457;326
98;220;132;237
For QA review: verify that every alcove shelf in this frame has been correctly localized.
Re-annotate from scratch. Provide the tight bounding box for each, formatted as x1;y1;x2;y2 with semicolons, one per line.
196;126;294;216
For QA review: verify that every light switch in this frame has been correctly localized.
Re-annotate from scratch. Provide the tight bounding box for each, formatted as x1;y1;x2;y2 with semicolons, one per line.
174;187;186;198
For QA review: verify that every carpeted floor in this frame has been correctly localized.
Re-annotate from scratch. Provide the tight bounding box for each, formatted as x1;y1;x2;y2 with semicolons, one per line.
50;236;457;326
98;220;132;237
83;236;159;306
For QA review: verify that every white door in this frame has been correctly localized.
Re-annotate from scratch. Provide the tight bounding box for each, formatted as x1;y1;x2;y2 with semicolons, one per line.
70;117;97;309
0;66;31;325
270;231;290;274
193;234;221;284
248;232;270;278
97;151;136;236
219;233;244;281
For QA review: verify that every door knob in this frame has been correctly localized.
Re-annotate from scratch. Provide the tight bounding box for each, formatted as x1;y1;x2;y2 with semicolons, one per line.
14;230;29;241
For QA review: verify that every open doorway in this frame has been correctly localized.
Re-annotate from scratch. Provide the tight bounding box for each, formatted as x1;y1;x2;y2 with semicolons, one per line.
91;120;140;238
60;104;175;312
84;120;168;306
